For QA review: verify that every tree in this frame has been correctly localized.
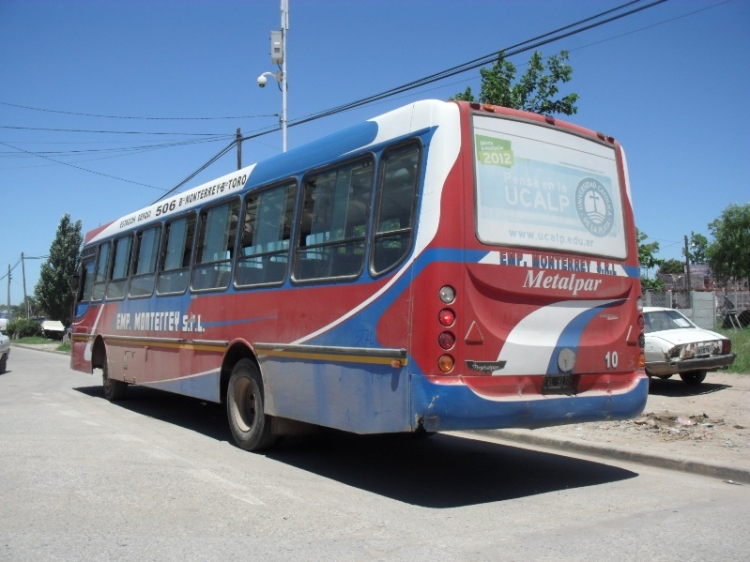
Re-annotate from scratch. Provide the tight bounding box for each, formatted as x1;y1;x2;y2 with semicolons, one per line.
637;228;664;291
658;259;684;275
706;203;750;284
34;214;83;326
453;50;579;116
685;231;708;265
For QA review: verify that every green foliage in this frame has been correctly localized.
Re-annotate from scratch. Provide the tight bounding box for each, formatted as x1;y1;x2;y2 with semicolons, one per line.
658;258;684;275
636;228;664;292
707;203;750;284
7;318;43;338
715;327;750;373
453;50;579;116
34;214;83;326
685;231;708;265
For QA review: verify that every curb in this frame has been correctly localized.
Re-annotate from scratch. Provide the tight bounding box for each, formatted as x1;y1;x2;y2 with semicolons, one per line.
11;344;69;355
464;429;750;485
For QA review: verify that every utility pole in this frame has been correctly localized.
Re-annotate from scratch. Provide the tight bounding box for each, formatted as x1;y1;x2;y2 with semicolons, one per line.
258;0;289;152
684;235;692;308
236;128;242;170
6;264;10;319
280;0;288;152
21;252;28;318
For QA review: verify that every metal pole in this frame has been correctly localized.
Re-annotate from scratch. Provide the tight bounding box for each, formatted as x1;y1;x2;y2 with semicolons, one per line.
236;128;242;170
684;235;692;308
21;252;28;318
280;0;288;152
6;264;10;321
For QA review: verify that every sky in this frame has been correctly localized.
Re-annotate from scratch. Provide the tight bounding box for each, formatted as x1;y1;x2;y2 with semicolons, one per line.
1;0;748;307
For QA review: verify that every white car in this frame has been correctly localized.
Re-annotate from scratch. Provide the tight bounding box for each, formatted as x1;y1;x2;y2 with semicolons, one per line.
643;306;735;385
0;331;9;374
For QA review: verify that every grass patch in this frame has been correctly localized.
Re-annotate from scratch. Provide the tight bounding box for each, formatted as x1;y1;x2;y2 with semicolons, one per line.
716;327;750;373
10;336;70;353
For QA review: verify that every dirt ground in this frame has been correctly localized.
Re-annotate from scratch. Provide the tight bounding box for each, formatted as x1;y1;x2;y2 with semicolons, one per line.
527;371;750;472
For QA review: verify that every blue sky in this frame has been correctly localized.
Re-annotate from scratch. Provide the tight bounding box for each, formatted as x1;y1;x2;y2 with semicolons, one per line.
1;0;748;307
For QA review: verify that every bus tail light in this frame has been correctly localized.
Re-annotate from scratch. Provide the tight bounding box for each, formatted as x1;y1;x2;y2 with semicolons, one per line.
439;285;455;304
438;331;455;350
638;352;645;368
438;355;454;373
439;308;455;326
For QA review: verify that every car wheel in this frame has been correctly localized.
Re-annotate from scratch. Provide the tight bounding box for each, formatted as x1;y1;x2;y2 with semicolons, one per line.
0;353;6;374
679;371;707;386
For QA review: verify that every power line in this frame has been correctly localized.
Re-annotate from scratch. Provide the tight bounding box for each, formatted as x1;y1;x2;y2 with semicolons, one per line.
280;0;669;129
159;0;666;202
0;100;277;121
0;125;233;136
0;141;166;191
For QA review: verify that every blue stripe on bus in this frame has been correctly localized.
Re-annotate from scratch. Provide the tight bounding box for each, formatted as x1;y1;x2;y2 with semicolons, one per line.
546;299;625;375
141;371;221;403
247;121;380;186
411;373;649;431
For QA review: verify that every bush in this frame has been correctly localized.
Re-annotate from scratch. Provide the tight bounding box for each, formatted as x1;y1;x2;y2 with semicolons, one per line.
7;318;43;339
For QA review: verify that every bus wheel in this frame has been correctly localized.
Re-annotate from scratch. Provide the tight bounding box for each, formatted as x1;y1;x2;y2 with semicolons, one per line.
101;360;127;401
227;359;277;451
679;371;707;386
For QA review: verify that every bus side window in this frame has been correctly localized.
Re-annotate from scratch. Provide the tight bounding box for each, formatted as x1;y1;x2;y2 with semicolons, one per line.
157;213;196;295
192;199;240;292
371;143;421;275
74;255;96;316
105;234;133;300
91;242;111;302
236;182;296;287
294;158;373;282
129;225;161;298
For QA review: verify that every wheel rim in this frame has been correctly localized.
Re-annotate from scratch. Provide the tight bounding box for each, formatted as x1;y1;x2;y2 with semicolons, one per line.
232;376;258;433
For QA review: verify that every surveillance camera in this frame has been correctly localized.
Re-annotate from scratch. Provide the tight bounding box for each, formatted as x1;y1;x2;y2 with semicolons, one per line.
257;74;267;88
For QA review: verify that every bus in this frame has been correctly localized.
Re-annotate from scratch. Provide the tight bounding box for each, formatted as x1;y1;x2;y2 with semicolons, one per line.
70;99;648;451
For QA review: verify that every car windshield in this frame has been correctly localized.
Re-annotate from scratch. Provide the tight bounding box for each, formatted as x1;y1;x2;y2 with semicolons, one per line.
644;310;694;333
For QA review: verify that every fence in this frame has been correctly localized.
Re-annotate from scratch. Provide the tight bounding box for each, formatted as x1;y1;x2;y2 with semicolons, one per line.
643;290;750;330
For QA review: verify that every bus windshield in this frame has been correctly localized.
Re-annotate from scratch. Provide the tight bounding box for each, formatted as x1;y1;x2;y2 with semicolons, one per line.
473;114;626;259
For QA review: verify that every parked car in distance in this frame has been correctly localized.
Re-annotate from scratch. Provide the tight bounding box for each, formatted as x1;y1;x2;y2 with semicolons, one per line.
0;331;9;374
643;306;735;385
41;320;66;340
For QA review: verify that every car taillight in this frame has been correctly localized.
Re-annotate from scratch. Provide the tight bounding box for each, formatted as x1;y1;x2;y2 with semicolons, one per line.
721;339;732;354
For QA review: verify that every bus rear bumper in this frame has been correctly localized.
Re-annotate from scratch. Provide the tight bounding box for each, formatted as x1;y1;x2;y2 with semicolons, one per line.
412;372;649;433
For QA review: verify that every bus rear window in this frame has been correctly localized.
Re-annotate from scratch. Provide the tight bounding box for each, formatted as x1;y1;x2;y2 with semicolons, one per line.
473;114;626;259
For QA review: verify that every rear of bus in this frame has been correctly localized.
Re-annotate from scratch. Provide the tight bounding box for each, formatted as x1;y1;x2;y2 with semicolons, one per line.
406;101;648;432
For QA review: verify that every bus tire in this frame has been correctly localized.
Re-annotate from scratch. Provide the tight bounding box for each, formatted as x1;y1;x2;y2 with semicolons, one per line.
227;359;277;451
679;371;706;386
102;360;127;401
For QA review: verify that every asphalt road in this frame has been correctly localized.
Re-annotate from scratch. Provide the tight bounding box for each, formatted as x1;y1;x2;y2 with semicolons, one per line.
1;347;749;561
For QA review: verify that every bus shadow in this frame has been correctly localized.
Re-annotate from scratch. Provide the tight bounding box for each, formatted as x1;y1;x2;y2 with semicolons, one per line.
648;377;730;397
74;384;231;442
268;431;638;507
74;385;638;508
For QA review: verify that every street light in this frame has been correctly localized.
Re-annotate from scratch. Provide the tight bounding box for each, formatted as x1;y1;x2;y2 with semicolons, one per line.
257;0;289;152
